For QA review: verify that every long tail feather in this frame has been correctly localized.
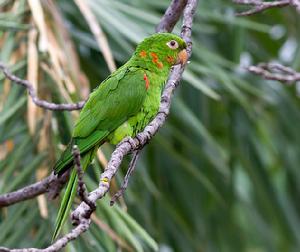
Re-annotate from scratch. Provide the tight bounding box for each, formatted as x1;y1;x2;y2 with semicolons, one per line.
52;168;78;241
52;148;96;241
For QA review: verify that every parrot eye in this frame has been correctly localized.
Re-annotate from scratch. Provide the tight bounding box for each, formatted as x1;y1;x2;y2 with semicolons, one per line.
166;40;179;50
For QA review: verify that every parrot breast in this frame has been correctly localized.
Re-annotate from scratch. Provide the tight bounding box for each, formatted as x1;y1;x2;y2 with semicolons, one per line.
107;71;165;144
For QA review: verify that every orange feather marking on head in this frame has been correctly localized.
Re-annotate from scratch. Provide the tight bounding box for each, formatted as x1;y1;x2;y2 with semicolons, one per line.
157;62;163;68
139;50;147;58
143;73;150;90
166;55;174;64
150;52;158;59
150;52;163;69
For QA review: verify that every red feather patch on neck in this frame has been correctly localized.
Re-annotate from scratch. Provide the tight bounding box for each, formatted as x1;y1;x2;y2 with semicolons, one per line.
143;73;150;90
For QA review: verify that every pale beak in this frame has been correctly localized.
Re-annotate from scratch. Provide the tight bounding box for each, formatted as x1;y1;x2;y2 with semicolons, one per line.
176;49;188;65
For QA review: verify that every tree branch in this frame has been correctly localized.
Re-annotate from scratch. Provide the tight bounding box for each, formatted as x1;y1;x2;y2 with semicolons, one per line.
0;0;198;250
247;63;300;83
0;218;90;252
0;171;69;207
233;0;296;16
233;1;300;84
156;0;188;32
0;62;85;111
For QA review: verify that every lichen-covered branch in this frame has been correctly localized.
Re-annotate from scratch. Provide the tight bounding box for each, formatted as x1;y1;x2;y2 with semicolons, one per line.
0;63;85;111
247;63;300;83
233;0;300;85
0;0;198;251
0;172;69;207
0;218;90;252
156;0;188;32
233;0;296;16
72;146;96;211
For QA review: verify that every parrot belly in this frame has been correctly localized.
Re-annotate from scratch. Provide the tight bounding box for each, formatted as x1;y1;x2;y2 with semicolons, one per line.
108;82;162;145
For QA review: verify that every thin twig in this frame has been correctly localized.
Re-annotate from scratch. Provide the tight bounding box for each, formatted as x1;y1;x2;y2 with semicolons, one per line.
110;150;141;206
72;145;95;213
234;0;291;16
234;1;300;84
0;62;85;111
247;63;300;83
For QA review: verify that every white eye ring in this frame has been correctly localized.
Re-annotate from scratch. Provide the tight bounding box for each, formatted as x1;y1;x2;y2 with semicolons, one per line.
166;40;179;50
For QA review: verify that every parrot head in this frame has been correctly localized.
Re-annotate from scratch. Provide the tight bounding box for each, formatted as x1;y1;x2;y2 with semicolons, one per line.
133;33;188;71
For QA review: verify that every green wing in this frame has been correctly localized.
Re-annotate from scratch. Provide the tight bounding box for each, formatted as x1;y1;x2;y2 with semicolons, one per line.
54;66;147;174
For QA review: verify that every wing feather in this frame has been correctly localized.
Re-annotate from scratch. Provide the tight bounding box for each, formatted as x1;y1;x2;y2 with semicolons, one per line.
54;66;147;174
73;66;147;137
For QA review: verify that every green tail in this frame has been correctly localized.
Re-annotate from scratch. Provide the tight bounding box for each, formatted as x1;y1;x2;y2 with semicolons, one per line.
52;148;97;241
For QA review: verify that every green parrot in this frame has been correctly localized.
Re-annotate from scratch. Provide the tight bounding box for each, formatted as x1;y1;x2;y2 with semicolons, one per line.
52;32;187;240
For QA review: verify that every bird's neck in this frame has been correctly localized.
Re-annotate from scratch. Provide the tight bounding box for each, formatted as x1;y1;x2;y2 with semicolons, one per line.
130;51;171;75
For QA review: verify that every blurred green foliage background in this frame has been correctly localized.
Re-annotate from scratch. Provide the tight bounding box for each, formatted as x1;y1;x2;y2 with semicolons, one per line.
1;0;300;251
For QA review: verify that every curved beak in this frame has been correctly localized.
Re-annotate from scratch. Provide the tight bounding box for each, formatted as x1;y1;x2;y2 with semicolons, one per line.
176;49;188;65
